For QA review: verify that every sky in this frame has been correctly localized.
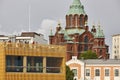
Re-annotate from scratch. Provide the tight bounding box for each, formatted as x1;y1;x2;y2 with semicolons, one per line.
0;0;120;54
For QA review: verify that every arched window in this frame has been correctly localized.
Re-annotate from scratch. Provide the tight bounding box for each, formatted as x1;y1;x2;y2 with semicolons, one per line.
70;16;73;27
80;16;82;26
75;16;78;27
84;36;88;43
101;41;104;46
98;41;100;46
100;50;102;55
84;45;88;51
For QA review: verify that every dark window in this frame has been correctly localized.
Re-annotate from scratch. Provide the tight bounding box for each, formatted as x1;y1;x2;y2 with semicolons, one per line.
80;16;83;26
84;36;88;43
105;69;109;76
115;69;119;76
100;50;102;55
95;69;100;76
46;57;62;73
6;56;23;72
84;45;88;51
86;69;90;76
27;57;43;72
70;16;72;27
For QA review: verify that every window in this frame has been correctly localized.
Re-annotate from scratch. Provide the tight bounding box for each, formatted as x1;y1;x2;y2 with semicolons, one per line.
95;69;100;76
72;69;77;76
114;56;118;59
115;69;119;76
27;57;43;72
105;69;109;76
46;57;62;73
70;16;73;27
100;50;102;56
86;69;90;76
6;56;23;72
84;45;88;51
75;16;78;27
84;36;88;43
80;16;83;26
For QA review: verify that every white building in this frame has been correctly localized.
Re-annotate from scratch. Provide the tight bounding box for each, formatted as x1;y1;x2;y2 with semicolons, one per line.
66;56;120;80
0;32;47;44
112;34;120;59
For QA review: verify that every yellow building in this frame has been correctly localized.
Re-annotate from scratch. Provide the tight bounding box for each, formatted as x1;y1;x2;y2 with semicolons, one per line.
0;42;66;80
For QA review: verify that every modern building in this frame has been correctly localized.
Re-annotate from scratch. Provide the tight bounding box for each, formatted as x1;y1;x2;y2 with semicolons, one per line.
0;42;66;80
0;32;47;44
49;0;109;60
112;34;120;59
66;56;120;80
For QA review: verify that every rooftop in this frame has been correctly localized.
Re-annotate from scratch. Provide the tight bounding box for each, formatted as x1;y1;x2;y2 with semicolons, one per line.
83;59;120;64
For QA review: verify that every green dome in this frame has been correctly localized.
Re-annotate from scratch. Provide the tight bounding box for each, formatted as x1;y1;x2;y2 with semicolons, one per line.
95;25;105;38
67;0;86;15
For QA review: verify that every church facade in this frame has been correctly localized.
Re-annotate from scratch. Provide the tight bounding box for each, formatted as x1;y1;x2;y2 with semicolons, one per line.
49;0;109;60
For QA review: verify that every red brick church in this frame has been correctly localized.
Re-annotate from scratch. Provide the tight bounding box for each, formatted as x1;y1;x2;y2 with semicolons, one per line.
49;0;109;60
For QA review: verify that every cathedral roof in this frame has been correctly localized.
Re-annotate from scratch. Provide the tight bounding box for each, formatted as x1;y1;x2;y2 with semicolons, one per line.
58;28;85;35
58;28;85;41
95;25;105;38
67;0;86;15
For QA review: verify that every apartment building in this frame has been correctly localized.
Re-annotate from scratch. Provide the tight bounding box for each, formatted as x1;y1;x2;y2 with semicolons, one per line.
112;34;120;59
0;32;47;44
0;42;66;80
66;56;120;80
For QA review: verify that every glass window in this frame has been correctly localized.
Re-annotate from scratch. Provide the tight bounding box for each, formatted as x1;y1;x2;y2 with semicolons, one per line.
75;16;78;26
100;50;102;55
105;69;109;76
84;45;88;51
80;16;83;26
72;69;77;76
6;56;23;72
70;16;72;27
86;69;90;76
115;69;119;76
84;36;88;43
27;57;43;72
46;57;62;73
95;69;100;76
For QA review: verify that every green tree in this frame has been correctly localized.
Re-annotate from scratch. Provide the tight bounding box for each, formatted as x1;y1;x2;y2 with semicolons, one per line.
79;50;98;59
66;66;74;80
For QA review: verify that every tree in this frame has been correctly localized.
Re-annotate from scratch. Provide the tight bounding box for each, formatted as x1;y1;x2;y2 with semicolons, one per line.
79;50;98;59
66;66;74;80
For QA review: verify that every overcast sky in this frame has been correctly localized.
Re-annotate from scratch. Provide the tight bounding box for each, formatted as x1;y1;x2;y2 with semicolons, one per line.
0;0;120;54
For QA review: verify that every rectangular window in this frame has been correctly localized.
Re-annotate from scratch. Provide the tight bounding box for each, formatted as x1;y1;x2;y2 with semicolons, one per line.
46;57;62;73
105;69;109;76
95;69;100;76
72;69;77;76
86;69;90;76
115;69;119;76
27;57;43;72
6;56;23;72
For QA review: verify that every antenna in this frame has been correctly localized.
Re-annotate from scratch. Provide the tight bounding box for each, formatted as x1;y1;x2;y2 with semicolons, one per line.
28;0;31;32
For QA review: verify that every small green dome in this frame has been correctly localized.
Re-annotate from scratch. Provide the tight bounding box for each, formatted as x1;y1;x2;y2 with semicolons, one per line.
67;0;86;15
95;25;105;38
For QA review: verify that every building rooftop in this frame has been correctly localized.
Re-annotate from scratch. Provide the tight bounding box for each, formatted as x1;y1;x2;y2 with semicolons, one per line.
83;59;120;64
21;32;43;37
112;34;120;37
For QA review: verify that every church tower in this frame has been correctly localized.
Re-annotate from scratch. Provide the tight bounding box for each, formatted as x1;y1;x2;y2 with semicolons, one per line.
66;0;88;29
